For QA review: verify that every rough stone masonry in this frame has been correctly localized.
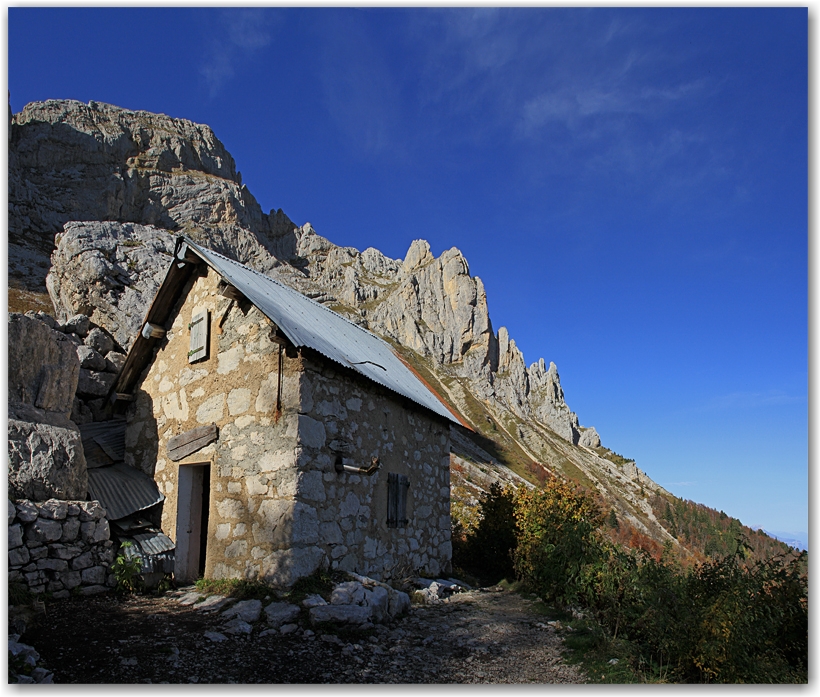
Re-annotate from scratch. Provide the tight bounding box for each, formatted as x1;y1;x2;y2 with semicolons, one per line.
8;498;115;597
126;265;452;588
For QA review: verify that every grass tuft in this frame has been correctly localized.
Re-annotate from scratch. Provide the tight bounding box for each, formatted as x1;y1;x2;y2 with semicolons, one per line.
194;578;275;601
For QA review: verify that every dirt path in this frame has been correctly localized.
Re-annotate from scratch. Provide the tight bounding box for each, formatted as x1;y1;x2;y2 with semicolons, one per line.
22;586;587;684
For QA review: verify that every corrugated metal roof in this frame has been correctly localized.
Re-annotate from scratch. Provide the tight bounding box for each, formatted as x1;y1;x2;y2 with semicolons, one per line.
79;419;127;468
180;237;461;425
132;530;176;555
121;530;175;574
87;463;165;521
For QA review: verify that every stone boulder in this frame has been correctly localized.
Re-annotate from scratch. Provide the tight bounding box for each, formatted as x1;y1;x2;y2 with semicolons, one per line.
325;574;412;624
221;599;262;623
8;418;88;501
84;327;115;356
309;604;372;626
104;351;127;373
46;222;177;351
76;345;107;372
76;369;117;398
62;314;90;337
301;594;327;609
8;313;88;501
364;585;390;623
8;313;79;417
264;601;301;628
330;580;366;606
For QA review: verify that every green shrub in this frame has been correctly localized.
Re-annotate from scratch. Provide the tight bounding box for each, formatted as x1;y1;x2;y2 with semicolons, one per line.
112;542;143;594
498;473;807;682
9;582;32;606
513;477;604;607
578;540;807;683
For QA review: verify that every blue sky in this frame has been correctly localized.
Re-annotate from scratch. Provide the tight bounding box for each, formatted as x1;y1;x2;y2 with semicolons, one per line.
8;8;808;535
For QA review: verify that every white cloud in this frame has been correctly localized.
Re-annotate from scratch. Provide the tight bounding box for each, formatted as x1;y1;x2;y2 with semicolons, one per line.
227;9;272;50
520;77;707;136
201;9;274;97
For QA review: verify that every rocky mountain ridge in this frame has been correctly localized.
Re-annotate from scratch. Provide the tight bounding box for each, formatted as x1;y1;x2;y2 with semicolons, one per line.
10;99;677;550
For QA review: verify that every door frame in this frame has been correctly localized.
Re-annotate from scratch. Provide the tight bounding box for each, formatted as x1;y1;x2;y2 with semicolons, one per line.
174;462;211;583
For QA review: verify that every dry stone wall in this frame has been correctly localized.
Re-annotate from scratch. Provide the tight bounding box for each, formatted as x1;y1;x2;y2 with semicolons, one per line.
8;499;115;598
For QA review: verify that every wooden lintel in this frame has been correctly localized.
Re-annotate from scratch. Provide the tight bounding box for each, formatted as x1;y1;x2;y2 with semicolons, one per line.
167;424;218;462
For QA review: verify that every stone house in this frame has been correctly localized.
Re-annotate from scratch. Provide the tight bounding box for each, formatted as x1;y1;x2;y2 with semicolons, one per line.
112;237;464;587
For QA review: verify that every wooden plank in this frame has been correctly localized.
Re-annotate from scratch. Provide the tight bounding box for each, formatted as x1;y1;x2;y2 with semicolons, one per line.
168;424;217;450
398;474;410;527
218;281;245;301
168;435;217;461
167;424;218;461
113;254;197;396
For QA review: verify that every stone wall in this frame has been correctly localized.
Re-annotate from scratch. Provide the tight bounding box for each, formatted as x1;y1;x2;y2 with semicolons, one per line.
126;266;303;582
8;499;115;598
126;264;451;588
297;351;452;582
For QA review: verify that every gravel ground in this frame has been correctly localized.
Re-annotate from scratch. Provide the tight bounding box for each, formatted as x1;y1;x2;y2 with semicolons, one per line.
21;586;587;684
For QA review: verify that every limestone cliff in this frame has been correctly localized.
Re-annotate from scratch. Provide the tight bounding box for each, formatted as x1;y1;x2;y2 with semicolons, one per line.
9;99;303;292
11;99;676;549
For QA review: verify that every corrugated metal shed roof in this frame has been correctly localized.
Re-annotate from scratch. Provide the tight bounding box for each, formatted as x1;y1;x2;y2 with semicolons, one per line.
131;530;175;555
87;462;165;521
121;530;175;574
181;237;462;425
79;419;127;468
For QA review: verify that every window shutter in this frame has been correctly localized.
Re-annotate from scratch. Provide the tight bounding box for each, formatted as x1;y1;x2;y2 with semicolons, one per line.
387;473;410;529
188;310;209;363
387;473;398;528
398;475;410;527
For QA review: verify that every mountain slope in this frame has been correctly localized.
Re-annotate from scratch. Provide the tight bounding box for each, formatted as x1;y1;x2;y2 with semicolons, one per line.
10;99;791;562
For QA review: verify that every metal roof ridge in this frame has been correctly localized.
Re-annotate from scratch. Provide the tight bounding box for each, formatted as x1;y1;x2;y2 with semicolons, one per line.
181;236;389;344
178;236;462;426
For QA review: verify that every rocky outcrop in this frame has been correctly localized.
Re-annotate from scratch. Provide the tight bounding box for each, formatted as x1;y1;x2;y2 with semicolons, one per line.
46;221;177;350
578;426;601;449
8;313;87;500
9;99;303;293
528;359;580;444
9;312;79;416
370;241;495;371
8;420;87;501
